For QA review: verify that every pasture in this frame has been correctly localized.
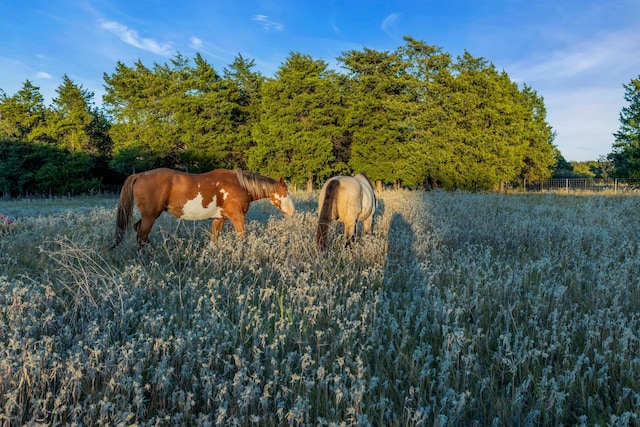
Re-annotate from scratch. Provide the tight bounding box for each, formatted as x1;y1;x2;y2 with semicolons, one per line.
1;191;639;426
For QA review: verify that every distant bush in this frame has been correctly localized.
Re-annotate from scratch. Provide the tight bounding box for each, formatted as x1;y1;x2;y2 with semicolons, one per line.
0;139;101;197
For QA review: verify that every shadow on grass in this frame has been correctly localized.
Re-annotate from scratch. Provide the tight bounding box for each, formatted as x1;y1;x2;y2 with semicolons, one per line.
383;211;420;288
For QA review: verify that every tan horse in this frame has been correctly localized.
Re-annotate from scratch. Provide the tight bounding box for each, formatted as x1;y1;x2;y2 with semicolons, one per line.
111;168;295;248
315;173;376;251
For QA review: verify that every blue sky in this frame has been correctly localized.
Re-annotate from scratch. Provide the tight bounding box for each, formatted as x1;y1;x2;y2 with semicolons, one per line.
1;1;639;161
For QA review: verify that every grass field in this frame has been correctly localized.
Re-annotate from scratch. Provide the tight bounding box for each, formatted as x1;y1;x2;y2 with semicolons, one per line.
1;190;639;426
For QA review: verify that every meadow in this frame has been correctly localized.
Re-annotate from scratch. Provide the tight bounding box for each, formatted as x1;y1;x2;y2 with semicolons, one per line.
1;190;639;426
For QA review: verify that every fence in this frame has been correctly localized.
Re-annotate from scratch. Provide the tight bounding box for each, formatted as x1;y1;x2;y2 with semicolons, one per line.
505;178;640;193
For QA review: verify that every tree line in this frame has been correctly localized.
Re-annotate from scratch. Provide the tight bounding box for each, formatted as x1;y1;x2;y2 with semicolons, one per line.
2;36;636;197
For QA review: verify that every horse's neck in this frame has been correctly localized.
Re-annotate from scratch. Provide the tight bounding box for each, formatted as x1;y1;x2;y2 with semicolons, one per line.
241;177;271;201
248;188;268;201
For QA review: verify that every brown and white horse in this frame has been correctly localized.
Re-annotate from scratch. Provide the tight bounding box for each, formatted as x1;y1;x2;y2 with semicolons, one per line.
111;168;295;248
315;173;376;251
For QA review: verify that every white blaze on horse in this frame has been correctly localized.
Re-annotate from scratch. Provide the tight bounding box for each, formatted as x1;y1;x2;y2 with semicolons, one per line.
111;168;295;248
315;173;376;251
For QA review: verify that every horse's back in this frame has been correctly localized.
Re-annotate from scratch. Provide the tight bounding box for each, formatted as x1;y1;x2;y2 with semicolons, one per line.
203;168;239;185
133;168;212;216
133;168;177;205
135;168;186;188
320;175;374;221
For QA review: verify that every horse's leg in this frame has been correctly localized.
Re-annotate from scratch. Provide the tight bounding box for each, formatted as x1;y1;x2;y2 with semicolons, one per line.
210;218;226;244
227;212;246;238
343;220;357;247
134;216;156;248
220;202;247;239
363;215;374;235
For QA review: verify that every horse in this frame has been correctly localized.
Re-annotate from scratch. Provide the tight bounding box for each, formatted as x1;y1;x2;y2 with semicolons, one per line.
111;168;295;248
315;173;376;251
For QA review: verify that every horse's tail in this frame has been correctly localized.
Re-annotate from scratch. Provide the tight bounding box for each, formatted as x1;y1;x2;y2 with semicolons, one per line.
111;174;137;249
316;179;339;250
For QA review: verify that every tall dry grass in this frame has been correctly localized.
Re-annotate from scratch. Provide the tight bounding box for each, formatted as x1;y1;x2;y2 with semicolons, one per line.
1;191;639;426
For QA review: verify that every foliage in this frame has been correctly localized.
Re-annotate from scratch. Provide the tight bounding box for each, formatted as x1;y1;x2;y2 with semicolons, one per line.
518;85;557;181
0;139;34;197
0;79;110;196
564;161;605;179
104;53;261;176
609;75;640;178
0;139;100;197
223;54;265;170
0;80;48;142
1;192;639;425
552;149;575;178
249;53;344;190
339;47;418;187
1;38;563;193
339;39;557;190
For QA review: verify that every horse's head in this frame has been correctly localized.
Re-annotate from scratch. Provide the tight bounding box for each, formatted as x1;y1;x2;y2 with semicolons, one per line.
270;177;295;217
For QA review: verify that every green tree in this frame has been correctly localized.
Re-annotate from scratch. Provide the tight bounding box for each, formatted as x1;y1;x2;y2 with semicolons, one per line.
569;161;599;178
45;75;93;151
0;139;32;197
609;75;640;178
400;43;555;190
552;150;575;178
43;75;112;158
518;86;556;182
398;37;454;188
0;81;48;142
437;51;531;190
104;58;179;174
594;156;614;180
224;54;265;170
339;47;417;188
104;53;241;175
0;139;98;196
171;53;235;172
33;148;99;195
249;52;343;190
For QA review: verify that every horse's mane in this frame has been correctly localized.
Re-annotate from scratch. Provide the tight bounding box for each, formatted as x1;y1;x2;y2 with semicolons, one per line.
235;170;280;199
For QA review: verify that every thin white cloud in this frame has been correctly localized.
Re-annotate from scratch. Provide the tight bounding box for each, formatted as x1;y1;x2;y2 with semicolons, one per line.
331;21;341;35
252;15;284;32
35;71;52;79
329;14;342;35
100;20;174;56
381;13;401;38
190;36;203;49
508;29;640;84
186;36;234;62
500;27;640;161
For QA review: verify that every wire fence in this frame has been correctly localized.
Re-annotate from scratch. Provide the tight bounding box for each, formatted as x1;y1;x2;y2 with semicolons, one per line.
505;178;640;193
